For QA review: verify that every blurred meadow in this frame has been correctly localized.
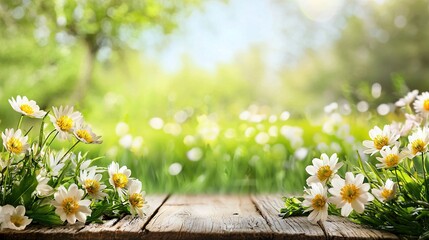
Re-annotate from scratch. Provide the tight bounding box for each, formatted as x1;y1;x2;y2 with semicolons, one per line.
1;0;429;193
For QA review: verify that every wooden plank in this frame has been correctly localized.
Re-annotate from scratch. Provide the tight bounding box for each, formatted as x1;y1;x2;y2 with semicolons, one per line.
145;195;272;239
0;194;168;240
321;215;398;240
0;223;85;240
77;194;169;240
251;195;325;239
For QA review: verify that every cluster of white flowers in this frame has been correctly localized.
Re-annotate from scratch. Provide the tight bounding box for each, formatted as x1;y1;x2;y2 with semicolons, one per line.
0;96;148;230
301;90;429;224
302;153;373;223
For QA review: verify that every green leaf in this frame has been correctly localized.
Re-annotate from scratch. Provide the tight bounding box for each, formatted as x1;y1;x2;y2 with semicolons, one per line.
5;171;38;207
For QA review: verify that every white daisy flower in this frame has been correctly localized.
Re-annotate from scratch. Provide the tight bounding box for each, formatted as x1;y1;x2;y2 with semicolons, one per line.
8;95;47;118
407;127;429;156
0;205;32;230
36;174;54;197
73;121;102;144
47;150;70;176
1;128;29;155
395;90;418;107
376;146;407;169
108;162;131;198
305;153;343;185
302;182;329;224
413;91;429;116
328;172;374;217
372;179;397;202
127;180;148;218
79;169;107;200
49;106;83;140
363;125;399;155
51;184;91;224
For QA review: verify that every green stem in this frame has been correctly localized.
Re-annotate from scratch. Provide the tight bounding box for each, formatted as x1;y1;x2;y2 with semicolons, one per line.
53;140;80;187
394;167;403;194
42;130;56;148
422;152;429;201
17;115;24;129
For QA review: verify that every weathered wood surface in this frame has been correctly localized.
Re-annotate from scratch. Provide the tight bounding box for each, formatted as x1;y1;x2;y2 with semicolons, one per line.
0;194;398;240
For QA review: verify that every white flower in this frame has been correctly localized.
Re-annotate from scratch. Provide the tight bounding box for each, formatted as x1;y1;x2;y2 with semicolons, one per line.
363;125;399;155
127;180;148;218
49;106;83;140
36;174;54;197
407;127;429;156
305;153;343;185
51;184;91;224
47;150;70;176
0;205;32;230
372;179;397;202
1;128;29;154
79;169;107;200
8;95;47;118
376;146;407;169
328;172;374;217
395;90;418;107
302;182;328;224
413;91;429;116
108;162;131;198
73;121;102;144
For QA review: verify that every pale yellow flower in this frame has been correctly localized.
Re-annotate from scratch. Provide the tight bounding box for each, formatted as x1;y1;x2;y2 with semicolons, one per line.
363;125;399;155
328;172;374;217
127;180;148;218
79;169;107;200
305;153;343;185
372;179;396;202
0;205;32;230
51;184;91;224
8;95;46;118
302;182;328;224
73;121;102;144
108;162;131;199
407;127;429;156
1;128;29;154
376;146;407;169
49;106;83;140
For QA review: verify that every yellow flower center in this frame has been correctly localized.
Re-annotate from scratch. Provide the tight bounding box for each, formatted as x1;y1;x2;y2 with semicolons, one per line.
411;139;426;155
129;193;145;208
7;137;23;154
112;173;128;188
20;104;34;115
317;166;333;182
57;116;73;132
62;197;79;215
381;188;393;200
77;129;93;143
423;99;429;111
385;154;399;168
340;184;360;203
311;194;326;210
10;215;24;227
84;179;100;194
374;135;388;150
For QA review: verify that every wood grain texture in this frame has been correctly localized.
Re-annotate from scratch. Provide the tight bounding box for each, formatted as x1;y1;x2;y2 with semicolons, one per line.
77;194;168;240
145;195;272;240
321;215;398;240
251;195;325;239
0;194;168;240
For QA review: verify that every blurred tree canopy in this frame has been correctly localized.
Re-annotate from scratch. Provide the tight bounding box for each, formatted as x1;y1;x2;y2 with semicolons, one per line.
332;0;429;102
0;0;200;102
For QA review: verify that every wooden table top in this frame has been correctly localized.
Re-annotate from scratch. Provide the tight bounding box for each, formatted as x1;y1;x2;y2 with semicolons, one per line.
0;195;398;240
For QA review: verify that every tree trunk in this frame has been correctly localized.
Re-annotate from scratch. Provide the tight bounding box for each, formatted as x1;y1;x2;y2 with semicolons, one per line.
72;40;96;104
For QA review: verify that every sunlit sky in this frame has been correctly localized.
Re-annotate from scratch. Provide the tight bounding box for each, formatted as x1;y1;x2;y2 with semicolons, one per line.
140;0;349;73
